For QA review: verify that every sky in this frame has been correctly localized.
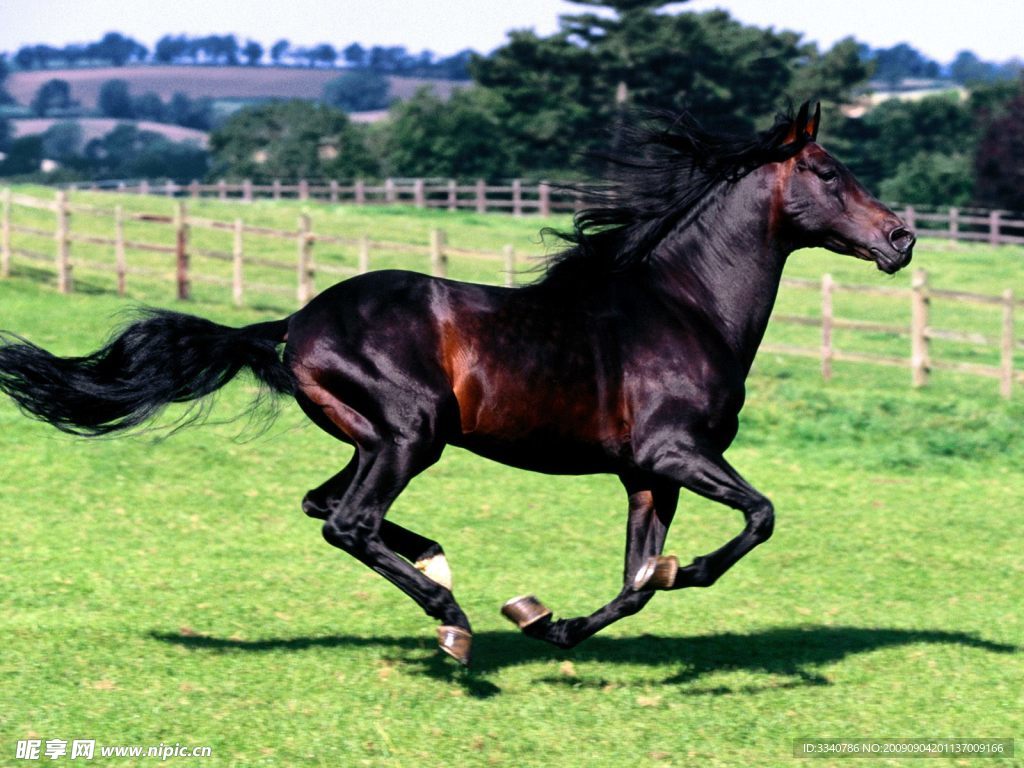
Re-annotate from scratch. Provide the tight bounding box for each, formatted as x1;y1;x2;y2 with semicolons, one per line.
0;0;1021;64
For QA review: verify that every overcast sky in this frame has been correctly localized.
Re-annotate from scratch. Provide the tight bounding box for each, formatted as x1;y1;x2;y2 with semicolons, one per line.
0;1;1020;64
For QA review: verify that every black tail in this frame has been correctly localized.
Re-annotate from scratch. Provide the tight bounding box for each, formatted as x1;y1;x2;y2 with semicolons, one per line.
0;309;294;436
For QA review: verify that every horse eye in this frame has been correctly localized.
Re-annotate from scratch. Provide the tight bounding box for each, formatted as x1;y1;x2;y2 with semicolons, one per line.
819;169;838;182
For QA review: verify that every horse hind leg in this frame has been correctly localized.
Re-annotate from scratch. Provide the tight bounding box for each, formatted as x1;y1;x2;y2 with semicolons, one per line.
502;476;679;649
303;461;453;591
319;440;475;665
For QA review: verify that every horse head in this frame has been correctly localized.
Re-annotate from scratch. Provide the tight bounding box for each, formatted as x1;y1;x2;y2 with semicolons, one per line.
772;102;915;274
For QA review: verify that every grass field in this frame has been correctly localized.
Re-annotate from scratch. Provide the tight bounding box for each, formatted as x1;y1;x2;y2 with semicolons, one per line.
0;202;1022;766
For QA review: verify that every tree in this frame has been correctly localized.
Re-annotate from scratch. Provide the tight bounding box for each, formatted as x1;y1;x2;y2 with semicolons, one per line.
831;94;974;191
790;37;872;110
470;4;813;175
973;83;1024;211
132;92;166;122
322;72;391;111
308;43;337;68
40;121;84;162
0;136;43;175
155;35;188;64
878;151;974;206
98;79;135;118
869;43;940;86
209;100;377;181
378;88;514;178
243;40;264;66
31;79;75;117
167;93;214;130
88;32;148;66
270;39;290;65
343;43;366;68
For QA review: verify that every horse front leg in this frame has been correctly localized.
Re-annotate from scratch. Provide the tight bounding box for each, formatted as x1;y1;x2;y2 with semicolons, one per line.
502;476;679;649
633;447;774;591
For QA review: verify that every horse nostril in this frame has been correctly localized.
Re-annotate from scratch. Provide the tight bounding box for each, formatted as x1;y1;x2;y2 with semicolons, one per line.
888;226;915;253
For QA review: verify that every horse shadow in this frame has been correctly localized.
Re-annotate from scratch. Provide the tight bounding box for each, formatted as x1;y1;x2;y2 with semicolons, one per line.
150;624;1017;699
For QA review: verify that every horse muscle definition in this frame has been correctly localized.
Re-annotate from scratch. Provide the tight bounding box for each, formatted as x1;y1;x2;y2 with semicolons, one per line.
0;103;914;665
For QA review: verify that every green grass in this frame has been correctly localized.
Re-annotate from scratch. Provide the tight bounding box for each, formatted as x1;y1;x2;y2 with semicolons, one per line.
0;203;1022;767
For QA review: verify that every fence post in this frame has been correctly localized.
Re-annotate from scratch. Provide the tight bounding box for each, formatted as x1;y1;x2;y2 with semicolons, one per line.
512;179;523;217
385;178;396;204
1;187;10;278
189;180;200;199
355;179;366;206
174;201;190;300
358;234;370;274
273;179;282;201
821;273;834;381
447;179;457;212
164;180;175;198
539;181;551;218
55;190;72;294
243;179;253;203
330;180;339;204
503;244;515;288
299;179;309;202
430;228;447;278
911;269;930;388
475;179;486;214
114;204;126;296
903;205;916;233
414;178;425;209
989;210;1002;246
217;179;227;200
233;218;244;307
139;179;150;196
1001;289;1014;399
948;207;959;240
296;213;314;305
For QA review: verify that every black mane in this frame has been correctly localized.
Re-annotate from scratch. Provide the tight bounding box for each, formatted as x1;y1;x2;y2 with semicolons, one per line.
539;109;808;286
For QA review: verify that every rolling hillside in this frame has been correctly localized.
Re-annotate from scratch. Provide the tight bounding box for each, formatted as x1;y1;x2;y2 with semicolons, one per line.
5;66;469;110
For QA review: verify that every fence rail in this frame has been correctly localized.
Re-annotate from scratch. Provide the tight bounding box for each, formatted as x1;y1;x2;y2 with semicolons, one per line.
2;188;1021;398
762;269;1020;398
62;179;1024;245
0;187;522;309
64;177;586;218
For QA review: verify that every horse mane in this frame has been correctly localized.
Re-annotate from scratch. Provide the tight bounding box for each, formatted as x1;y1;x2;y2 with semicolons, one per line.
537;108;809;287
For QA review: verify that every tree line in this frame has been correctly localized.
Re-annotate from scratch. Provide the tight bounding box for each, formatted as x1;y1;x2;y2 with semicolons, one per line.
1;1;1022;211
5;32;472;80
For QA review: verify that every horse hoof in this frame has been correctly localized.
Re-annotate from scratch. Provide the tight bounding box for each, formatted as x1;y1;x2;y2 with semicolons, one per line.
501;595;553;629
437;625;472;667
415;553;453;591
632;555;679;591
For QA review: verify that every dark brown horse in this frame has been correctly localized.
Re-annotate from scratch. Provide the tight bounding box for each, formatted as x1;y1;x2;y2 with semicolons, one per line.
0;103;913;666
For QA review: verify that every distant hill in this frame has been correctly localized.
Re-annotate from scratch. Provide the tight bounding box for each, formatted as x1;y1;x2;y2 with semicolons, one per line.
10;117;209;146
5;66;469;110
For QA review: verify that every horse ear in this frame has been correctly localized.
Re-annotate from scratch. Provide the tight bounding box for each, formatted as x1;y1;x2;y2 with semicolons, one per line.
784;101;811;145
806;102;821;141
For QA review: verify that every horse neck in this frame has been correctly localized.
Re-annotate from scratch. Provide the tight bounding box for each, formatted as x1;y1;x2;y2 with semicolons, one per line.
646;172;790;373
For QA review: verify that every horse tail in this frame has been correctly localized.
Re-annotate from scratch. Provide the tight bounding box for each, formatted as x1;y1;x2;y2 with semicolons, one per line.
0;309;294;436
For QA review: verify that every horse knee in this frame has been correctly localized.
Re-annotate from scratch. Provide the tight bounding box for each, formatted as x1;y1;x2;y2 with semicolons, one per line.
748;499;774;541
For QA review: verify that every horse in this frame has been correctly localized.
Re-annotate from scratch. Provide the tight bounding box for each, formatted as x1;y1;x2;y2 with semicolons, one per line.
0;103;914;667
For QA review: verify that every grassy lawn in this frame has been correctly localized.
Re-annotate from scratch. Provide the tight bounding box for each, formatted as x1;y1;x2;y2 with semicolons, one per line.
0;199;1021;767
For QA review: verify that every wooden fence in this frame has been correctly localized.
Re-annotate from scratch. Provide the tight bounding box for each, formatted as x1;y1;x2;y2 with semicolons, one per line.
63;179;1024;245
763;270;1021;398
0;188;522;308
65;178;586;217
2;188;1021;398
